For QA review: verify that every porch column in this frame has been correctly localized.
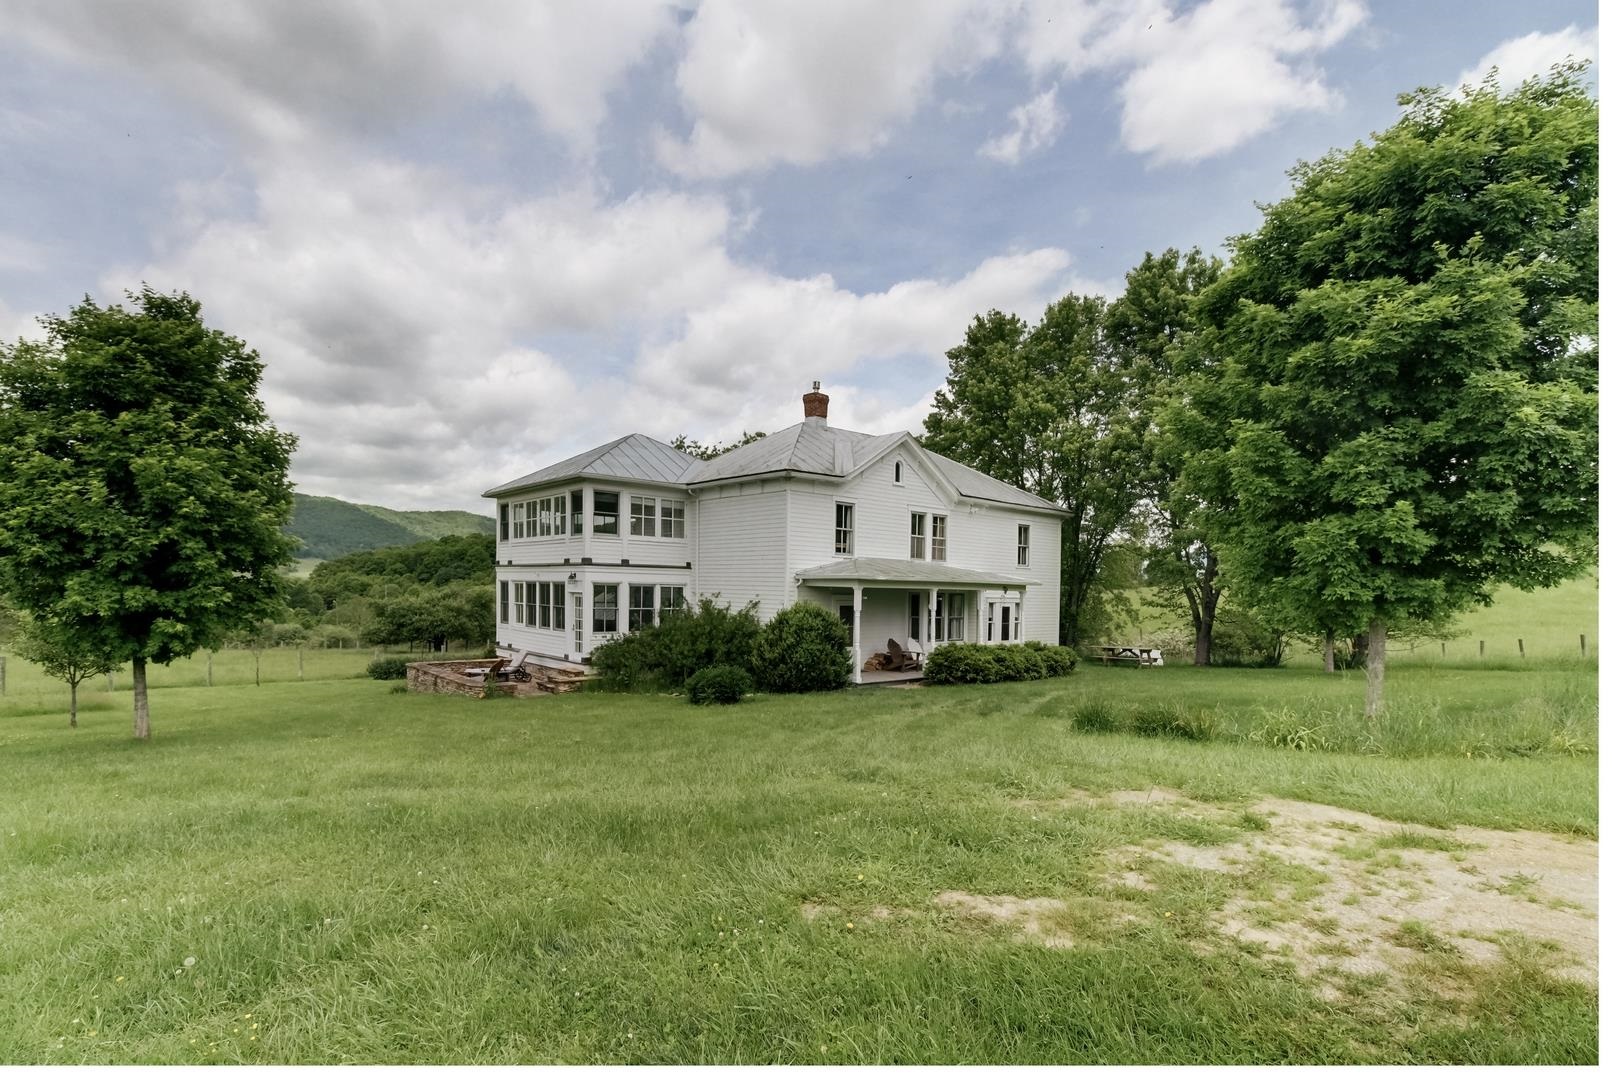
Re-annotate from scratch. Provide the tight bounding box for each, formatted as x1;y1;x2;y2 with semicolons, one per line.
971;590;982;643
926;587;939;655
1017;589;1027;642
851;583;864;685
581;483;594;561
616;581;628;640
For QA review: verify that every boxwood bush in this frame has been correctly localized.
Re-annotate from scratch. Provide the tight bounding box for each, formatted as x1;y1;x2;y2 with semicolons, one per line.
752;602;851;692
923;642;1078;685
685;664;752;705
590;598;761;692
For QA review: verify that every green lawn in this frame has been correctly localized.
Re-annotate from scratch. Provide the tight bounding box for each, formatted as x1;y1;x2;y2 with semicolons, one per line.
0;653;1596;1064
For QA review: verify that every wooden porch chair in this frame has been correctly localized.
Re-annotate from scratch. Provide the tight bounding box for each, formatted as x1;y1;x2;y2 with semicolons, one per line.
887;638;922;672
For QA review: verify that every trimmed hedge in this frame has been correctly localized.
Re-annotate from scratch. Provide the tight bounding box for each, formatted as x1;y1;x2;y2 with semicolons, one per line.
589;598;761;692
686;664;752;705
923;641;1079;684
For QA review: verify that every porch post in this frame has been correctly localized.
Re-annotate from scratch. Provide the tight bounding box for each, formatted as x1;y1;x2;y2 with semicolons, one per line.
851;583;864;685
927;587;939;655
1018;589;1026;642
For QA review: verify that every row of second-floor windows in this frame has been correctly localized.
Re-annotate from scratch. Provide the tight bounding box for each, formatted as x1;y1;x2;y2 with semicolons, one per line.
501;490;686;541
834;504;1031;567
908;512;948;561
500;580;685;633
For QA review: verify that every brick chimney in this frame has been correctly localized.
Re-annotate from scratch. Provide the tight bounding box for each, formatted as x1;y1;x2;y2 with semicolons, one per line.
803;380;829;424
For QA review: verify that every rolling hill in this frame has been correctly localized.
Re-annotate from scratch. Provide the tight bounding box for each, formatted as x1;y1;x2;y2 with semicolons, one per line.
286;493;494;562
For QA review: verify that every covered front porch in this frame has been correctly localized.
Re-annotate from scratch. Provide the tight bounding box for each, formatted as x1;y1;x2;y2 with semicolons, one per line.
795;557;1039;685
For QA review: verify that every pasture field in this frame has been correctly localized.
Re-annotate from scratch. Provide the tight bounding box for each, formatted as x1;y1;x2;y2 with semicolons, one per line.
1118;574;1598;665
0;650;1597;1064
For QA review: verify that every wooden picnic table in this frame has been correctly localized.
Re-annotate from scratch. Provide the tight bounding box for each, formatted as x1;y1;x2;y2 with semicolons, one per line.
1089;644;1164;667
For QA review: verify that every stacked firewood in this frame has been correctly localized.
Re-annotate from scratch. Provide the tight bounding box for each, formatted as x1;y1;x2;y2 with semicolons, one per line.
861;652;891;672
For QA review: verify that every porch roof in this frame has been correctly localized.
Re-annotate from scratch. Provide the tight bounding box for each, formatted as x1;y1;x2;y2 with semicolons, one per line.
795;557;1036;588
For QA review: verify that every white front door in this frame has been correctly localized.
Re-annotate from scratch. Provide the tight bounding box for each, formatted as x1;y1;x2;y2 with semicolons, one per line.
572;592;584;655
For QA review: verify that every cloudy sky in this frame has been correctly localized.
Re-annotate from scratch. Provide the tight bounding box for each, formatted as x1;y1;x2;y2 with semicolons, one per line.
0;1;1598;511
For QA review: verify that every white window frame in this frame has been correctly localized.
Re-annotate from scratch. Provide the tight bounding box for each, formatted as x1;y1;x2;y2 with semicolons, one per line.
834;502;854;555
499;580;508;624
893;461;903;485
1017;523;1030;567
931;514;947;561
909;512;926;560
659;585;685;614
628;584;656;631
629;496;657;537
660;498;686;539
592;583;620;634
593;490;620;536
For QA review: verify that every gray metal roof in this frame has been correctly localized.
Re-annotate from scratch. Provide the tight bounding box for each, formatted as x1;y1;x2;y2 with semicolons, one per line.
482;433;697;497
922;450;1064;513
679;423;905;484
796;557;1038;587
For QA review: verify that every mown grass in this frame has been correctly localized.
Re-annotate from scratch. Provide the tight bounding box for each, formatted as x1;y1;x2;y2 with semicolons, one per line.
0;655;1596;1064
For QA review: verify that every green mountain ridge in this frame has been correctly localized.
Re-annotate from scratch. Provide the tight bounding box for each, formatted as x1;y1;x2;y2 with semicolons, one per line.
286;493;493;561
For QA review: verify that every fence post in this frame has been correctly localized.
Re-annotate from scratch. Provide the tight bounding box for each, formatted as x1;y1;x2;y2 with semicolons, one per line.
0;655;6;696
1580;633;1587;658
207;651;213;687
298;647;304;680
1478;640;1485;658
1440;641;1445;658
1517;638;1525;659
107;672;115;691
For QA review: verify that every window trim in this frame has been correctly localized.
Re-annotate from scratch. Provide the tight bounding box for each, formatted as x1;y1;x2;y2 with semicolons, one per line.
659;498;686;539
499;580;508;624
1016;523;1030;567
593;490;620;536
834;502;855;555
592;582;620;634
499;503;509;542
628;584;656;631
930;513;947;561
909;512;926;560
629;495;657;537
893;461;903;484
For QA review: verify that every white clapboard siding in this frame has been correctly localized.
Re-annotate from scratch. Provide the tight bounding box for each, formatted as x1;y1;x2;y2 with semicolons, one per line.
693;481;791;618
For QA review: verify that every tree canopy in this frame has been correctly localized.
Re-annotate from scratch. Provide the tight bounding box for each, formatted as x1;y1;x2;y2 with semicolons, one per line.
1198;66;1597;712
0;287;297;737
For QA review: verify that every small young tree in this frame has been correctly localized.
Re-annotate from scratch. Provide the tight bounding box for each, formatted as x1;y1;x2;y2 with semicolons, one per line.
0;287;297;738
12;616;120;728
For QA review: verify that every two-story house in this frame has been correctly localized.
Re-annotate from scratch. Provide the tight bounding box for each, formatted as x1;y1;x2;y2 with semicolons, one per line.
482;384;1065;683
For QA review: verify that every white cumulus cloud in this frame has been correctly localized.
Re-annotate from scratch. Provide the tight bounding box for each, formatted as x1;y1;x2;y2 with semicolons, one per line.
979;86;1066;164
1456;25;1597;95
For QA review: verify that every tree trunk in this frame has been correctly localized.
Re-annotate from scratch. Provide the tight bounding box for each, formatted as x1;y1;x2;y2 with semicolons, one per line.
132;657;150;740
1363;620;1387;718
1323;630;1336;673
254;650;261;686
1193;617;1213;666
69;679;78;728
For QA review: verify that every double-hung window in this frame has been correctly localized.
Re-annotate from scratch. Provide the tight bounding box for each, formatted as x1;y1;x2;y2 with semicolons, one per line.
947;593;965;641
659;585;685;613
660;499;685;539
834;503;854;555
931;515;947;561
628;585;656;631
592;583;619;633
524;499;538;538
593;491;620;535
551;585;565;629
499;581;509;624
629;496;657;537
523;582;539;628
570;489;584;535
499;503;509;541
909;512;926;559
535;582;553;629
1017;524;1030;567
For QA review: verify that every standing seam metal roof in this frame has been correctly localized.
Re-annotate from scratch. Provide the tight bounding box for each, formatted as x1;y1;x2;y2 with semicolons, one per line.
481;433;697;496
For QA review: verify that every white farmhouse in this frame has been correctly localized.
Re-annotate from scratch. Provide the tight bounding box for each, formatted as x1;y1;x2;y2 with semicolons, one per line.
482;384;1065;682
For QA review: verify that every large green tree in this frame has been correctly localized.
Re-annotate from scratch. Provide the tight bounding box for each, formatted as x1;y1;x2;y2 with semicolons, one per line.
1199;67;1597;714
0;287;297;738
924;297;1147;644
1108;248;1226;664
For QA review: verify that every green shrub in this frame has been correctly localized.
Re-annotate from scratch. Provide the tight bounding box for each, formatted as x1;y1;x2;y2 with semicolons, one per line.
923;642;998;683
924;642;1076;684
591;597;762;692
685;664;752;705
367;657;409;680
752;603;851;693
1071;700;1118;733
